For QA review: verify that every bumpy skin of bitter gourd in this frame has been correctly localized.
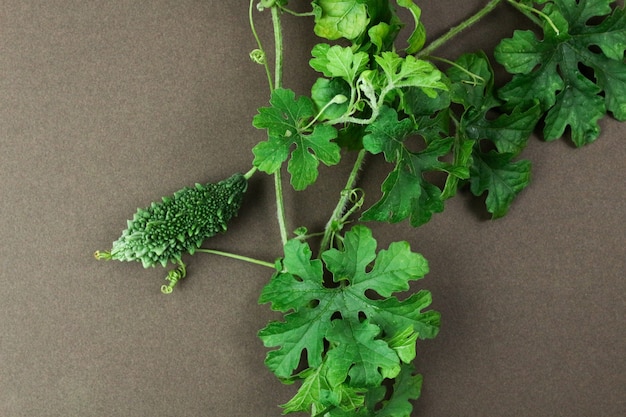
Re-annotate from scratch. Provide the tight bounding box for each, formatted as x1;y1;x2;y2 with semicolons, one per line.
108;173;247;268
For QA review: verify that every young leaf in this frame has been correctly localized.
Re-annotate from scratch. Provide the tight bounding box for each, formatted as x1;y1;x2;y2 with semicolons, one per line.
281;365;365;414
252;88;341;190
311;77;352;121
312;0;370;40
396;0;426;54
494;1;626;145
375;52;447;97
327;363;424;417
469;151;532;219
368;22;401;54
310;43;370;85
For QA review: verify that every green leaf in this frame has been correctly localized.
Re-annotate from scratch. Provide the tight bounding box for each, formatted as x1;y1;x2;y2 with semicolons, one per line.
252;88;341;190
447;51;496;110
386;326;418;364
400;86;451;121
373;363;423;417
312;0;370;40
281;366;333;414
310;43;370;84
258;226;438;382
375;52;447;96
469;151;532;219
441;136;475;200
362;106;415;162
448;52;541;154
325;319;401;388
361;107;463;226
311;77;352;121
368;22;400;54
464;104;542;156
281;365;366;414
395;0;426;54
494;1;626;145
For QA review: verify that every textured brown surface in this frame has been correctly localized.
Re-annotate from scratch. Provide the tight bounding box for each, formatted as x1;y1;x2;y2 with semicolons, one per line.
1;1;625;416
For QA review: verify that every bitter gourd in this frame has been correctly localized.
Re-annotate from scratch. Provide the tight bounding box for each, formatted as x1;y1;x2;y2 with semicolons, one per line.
96;172;248;270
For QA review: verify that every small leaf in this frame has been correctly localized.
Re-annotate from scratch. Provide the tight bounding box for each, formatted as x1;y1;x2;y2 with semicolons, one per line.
375;52;447;96
310;44;369;84
312;0;370;40
311;77;352;120
252;88;341;190
469;151;532;219
396;0;426;54
368;22;400;54
386;326;418;364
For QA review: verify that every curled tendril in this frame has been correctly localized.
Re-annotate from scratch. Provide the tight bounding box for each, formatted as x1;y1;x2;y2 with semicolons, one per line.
94;250;112;260
249;49;266;65
341;188;365;222
161;261;187;294
256;0;278;12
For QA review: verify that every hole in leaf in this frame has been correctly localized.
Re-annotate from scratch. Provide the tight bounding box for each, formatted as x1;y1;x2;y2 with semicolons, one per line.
365;289;384;300
585;15;606;27
322;267;341;289
371;378;395;411
293;349;310;375
588;44;602;55
577;62;596;83
402;134;428;153
358;311;367;322
422;170;447;189
330;311;343;321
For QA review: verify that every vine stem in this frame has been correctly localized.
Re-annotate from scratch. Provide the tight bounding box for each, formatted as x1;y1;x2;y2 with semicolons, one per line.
417;0;503;57
319;149;367;253
270;6;289;246
195;249;275;269
271;6;284;89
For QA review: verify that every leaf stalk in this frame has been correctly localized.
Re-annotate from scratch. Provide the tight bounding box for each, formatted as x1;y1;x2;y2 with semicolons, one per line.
195;249;275;269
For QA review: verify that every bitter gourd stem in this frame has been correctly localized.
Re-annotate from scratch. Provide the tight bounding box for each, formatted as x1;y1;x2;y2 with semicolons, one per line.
195;249;275;269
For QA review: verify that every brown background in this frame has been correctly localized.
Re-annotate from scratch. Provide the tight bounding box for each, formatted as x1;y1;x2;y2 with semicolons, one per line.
1;1;624;416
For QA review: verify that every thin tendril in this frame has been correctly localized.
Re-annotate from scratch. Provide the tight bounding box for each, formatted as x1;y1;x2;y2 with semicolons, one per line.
161;260;186;294
249;0;274;91
426;55;486;86
319;149;367;253
509;0;560;35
